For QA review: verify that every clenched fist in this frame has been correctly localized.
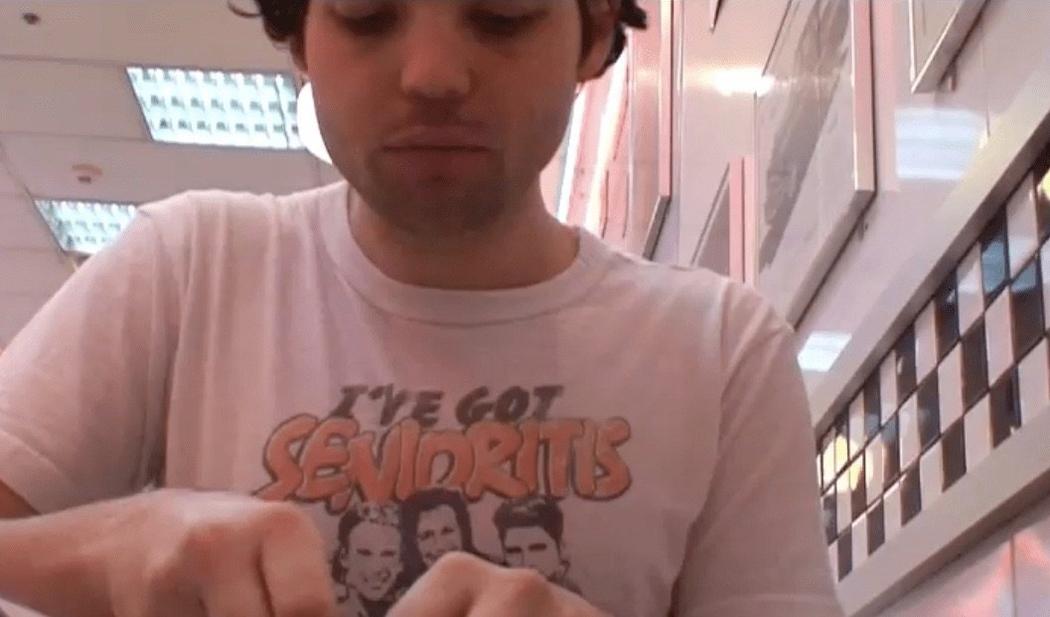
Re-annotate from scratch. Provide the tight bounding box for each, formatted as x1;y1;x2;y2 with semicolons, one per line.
4;489;337;617
391;552;608;617
105;490;337;617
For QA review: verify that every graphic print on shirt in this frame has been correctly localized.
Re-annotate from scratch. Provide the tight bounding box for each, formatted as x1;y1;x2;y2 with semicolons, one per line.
253;383;632;616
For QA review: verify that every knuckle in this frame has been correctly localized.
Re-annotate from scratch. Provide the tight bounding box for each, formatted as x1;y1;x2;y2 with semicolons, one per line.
500;567;551;601
273;594;336;617
179;520;232;560
260;501;312;533
140;550;185;594
428;550;484;581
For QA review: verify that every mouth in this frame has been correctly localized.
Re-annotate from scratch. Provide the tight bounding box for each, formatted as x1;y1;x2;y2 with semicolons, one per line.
384;125;496;151
365;571;391;588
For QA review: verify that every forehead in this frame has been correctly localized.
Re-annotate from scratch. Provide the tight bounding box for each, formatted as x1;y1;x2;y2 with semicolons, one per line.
348;521;401;548
504;525;555;545
419;504;457;525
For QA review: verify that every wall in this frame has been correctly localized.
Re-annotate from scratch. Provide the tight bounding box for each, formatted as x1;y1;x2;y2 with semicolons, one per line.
797;0;1050;394
653;0;1050;613
876;488;1050;616
796;2;1050;609
654;0;789;265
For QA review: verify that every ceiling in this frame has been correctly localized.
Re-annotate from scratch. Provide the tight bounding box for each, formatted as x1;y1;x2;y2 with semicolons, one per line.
0;1;342;347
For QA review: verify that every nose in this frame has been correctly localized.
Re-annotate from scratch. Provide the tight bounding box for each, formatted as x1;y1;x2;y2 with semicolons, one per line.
399;17;473;102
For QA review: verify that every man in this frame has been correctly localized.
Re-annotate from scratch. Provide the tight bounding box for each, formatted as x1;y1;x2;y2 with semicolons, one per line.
399;488;479;575
0;1;844;617
494;496;580;594
331;504;406;617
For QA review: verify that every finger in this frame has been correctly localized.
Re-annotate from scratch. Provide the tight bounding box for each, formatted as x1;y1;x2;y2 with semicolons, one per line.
387;552;483;617
258;507;338;617
128;552;208;617
465;568;559;617
201;557;274;617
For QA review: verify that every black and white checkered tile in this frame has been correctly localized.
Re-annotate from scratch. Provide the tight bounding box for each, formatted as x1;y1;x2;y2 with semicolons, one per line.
817;152;1050;581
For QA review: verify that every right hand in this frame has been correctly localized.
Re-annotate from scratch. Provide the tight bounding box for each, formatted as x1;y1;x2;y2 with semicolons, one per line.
79;489;337;617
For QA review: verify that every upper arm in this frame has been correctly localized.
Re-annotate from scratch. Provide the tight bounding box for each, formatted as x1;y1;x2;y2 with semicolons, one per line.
673;290;843;617
0;211;177;514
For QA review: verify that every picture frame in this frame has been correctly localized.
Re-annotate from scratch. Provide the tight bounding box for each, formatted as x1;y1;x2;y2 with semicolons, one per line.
908;0;987;94
630;0;678;259
710;0;723;31
752;0;875;324
692;159;747;282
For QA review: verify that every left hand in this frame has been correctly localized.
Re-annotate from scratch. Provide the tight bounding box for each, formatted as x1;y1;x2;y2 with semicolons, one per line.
388;552;608;617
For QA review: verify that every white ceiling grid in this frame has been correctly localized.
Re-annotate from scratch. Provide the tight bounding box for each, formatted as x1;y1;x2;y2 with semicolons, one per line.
0;1;333;346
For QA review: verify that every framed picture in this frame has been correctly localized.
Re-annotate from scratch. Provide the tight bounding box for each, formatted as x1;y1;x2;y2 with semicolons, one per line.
626;0;678;258
909;0;987;93
692;159;748;282
752;0;875;324
710;0;723;31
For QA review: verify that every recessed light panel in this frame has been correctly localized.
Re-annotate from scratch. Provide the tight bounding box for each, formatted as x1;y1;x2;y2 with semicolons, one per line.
127;66;303;150
35;199;137;255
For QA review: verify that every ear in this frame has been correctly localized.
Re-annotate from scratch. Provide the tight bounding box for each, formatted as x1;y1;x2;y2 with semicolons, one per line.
576;0;619;83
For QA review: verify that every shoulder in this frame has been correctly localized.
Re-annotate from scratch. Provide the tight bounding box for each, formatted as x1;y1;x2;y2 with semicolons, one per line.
139;182;341;243
597;245;792;350
133;182;344;266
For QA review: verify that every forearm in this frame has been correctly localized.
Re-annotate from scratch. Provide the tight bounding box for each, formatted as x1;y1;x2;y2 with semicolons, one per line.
0;506;114;617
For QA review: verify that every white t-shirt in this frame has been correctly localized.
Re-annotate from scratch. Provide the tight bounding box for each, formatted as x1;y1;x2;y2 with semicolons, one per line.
0;182;842;617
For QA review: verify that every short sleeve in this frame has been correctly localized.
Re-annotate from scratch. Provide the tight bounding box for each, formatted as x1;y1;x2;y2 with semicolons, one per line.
0;210;177;513
673;286;843;617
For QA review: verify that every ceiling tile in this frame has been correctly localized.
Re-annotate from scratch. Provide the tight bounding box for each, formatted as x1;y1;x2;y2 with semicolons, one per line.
1;134;323;204
0;1;292;72
0;59;146;139
0;194;56;251
0;248;72;297
0;160;23;196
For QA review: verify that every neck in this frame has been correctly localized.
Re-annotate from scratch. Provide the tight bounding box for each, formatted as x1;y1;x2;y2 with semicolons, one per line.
348;184;579;290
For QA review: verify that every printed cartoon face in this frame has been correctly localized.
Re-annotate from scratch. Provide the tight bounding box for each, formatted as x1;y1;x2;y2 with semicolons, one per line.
344;520;403;601
502;526;563;580
416;504;464;567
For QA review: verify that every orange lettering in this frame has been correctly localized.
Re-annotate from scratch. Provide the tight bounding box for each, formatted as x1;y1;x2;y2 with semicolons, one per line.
515;419;541;494
255;414;319;501
595;418;632;499
396;419;422;501
342;427;402;505
296;417;358;501
540;419;584;498
572;419;599;498
415;430;474;490
465;421;528;500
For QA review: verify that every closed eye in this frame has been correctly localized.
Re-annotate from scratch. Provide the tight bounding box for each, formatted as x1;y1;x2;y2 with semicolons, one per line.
339;9;398;36
471;11;544;37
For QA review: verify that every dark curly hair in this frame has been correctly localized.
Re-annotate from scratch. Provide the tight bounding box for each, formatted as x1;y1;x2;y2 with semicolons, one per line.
232;0;647;76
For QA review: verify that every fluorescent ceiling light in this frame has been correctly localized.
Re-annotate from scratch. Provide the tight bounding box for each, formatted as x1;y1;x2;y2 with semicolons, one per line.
35;199;137;256
127;66;303;150
797;331;852;373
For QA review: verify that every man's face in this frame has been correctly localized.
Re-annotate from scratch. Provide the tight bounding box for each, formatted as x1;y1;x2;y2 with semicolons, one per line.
343;521;403;601
416;504;464;567
299;0;613;235
502;526;564;580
